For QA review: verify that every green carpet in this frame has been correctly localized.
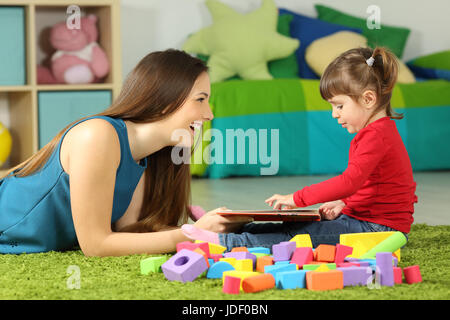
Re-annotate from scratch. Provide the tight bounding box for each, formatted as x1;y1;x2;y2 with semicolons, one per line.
0;224;449;300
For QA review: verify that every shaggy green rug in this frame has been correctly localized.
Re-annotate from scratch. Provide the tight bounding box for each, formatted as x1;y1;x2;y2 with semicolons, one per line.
0;224;449;300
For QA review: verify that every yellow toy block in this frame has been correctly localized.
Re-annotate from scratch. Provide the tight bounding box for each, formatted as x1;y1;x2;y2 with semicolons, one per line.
195;240;227;255
315;264;330;272
222;271;260;291
339;232;401;261
289;234;313;248
234;259;253;272
220;257;237;267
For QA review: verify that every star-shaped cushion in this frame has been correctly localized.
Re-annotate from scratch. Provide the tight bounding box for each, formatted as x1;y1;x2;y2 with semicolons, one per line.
183;0;300;83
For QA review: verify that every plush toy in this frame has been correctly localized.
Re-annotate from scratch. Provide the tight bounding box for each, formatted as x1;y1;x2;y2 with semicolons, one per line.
37;14;109;84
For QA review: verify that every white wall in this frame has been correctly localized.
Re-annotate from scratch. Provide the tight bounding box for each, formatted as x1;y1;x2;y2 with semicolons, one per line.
120;0;450;77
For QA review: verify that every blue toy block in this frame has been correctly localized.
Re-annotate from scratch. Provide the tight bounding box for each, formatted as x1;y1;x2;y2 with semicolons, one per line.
206;261;235;279
264;263;297;287
277;270;308;289
208;258;214;266
275;261;290;265
248;247;271;255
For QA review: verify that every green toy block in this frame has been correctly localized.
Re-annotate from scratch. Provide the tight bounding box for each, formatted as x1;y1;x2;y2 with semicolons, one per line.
302;263;336;271
252;252;271;258
140;256;169;275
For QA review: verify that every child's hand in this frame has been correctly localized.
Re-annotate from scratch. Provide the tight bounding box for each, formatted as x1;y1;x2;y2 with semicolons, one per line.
319;200;345;220
264;193;297;210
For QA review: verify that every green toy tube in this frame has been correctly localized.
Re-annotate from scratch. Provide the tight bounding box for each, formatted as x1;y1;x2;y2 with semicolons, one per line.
361;232;407;259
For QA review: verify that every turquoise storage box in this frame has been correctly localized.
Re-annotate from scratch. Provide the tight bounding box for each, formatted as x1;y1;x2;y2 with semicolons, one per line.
38;90;112;148
0;6;26;85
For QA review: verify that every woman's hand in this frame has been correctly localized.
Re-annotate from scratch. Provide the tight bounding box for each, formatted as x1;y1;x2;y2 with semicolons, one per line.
264;193;297;210
319;200;345;220
193;207;254;233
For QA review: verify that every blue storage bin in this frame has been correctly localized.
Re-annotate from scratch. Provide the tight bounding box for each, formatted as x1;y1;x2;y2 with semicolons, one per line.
38;90;112;148
0;6;26;85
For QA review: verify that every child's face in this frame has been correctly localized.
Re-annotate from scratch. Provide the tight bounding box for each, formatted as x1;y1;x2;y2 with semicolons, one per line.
328;94;374;134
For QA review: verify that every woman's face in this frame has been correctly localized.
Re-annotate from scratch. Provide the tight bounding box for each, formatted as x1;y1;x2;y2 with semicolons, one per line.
167;71;213;147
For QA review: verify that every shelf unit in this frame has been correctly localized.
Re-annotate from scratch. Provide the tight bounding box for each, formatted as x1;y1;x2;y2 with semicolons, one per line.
0;0;122;175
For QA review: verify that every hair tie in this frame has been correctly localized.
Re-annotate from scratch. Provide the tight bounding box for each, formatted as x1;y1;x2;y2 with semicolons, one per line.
366;56;375;67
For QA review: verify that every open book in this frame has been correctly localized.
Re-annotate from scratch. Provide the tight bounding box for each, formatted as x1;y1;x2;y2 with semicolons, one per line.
217;208;321;222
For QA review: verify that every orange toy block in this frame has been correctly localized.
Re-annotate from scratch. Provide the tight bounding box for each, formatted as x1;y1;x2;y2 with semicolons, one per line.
306;270;344;291
315;244;336;262
242;273;275;293
231;247;249;252
193;248;209;267
256;256;274;273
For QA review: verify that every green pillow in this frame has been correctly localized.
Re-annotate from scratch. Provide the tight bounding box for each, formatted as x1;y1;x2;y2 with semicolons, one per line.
315;4;410;58
196;13;299;80
409;50;450;70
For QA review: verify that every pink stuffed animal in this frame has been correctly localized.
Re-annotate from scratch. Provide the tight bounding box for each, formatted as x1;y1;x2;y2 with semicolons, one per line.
38;14;109;84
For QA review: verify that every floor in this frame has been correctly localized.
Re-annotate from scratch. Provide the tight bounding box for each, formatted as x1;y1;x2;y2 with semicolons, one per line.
191;171;450;226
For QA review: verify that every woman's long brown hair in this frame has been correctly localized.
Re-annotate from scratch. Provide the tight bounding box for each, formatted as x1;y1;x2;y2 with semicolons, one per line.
2;49;208;233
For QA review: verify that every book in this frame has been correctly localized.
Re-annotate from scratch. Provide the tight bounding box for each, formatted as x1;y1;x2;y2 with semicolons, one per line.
216;208;321;222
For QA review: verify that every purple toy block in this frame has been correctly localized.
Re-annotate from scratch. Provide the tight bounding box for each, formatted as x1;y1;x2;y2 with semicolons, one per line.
272;241;296;262
344;257;361;263
161;249;208;282
337;267;372;287
223;251;257;268
376;252;394;287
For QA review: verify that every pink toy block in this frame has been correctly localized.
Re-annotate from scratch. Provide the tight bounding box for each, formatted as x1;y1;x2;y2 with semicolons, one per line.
223;276;241;294
334;244;353;264
290;247;314;268
403;265;422;284
161;249;208;282
376;252;394;286
337;262;360;268
210;253;223;263
393;267;403;284
176;241;210;258
272;241;296;262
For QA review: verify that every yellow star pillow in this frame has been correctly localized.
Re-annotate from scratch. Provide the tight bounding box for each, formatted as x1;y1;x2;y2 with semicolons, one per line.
183;0;299;83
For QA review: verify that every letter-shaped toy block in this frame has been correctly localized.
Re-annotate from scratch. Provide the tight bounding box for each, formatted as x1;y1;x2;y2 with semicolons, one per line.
315;244;336;262
277;270;308;289
290;247;313;268
290;234;313;248
248;247;271;255
231;246;249;252
140;256;169;275
223;251;257;268
223;276;241;294
376;252;394;286
195;240;226;255
272;241;296;262
334;244;353;264
207;261;235;279
242;273;275;293
256;256;274;273
337;266;372;287
403;265;422;284
234;259;253;272
176;241;210;258
161;249;208;282
393;267;403;284
306;270;344;291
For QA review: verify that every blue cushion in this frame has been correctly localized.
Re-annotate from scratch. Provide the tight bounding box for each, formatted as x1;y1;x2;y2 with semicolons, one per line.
406;63;450;81
278;8;363;79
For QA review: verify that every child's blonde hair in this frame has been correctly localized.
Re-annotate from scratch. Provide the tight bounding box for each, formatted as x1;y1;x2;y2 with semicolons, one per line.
320;47;403;121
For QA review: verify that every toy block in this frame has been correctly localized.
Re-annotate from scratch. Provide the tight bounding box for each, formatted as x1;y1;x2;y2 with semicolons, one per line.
393;267;403;284
275;261;290;265
253;252;271;258
264;264;297;287
289;234;313;248
272;241;296;262
231;246;249;252
256;256;274;273
375;252;394;286
161;249;208;282
337;266;372;287
340;231;401;261
290;247;313;268
222;271;259;291
334;244;353;264
195;240;227;255
210;253;223;263
140;256;169;275
306;269;344;291
176;241;210;258
303;263;336;271
193;248;210;267
248;247;271;255
208;258;214;266
223;251;257;268
357;261;370;267
315;264;330;272
242;273;275;293
315;244;336;262
344;257;361;263
223;276;241;294
403;265;422;284
220;257;237;267
207;261;235;279
337;262;360;268
234;259;253;272
277;270;308;289
361;232;407;260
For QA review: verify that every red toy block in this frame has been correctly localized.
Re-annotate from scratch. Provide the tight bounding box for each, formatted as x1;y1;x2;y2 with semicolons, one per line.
315;244;336;262
290;247;314;268
193;248;209;267
210;253;223;263
306;270;344;291
256;256;274;273
403;265;422;284
176;241;210;258
337;262;360;268
393;267;403;284
223;276;241;294
242;274;275;293
231;247;249;252
334;244;353;264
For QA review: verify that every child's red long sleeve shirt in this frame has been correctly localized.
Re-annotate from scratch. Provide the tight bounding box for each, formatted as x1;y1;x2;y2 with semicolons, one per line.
293;117;417;233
